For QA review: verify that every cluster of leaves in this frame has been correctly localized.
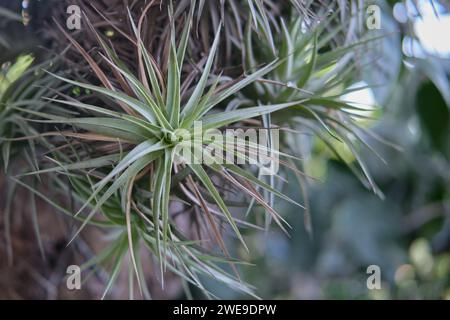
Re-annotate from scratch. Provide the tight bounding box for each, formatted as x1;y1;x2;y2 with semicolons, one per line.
19;6;305;298
1;0;388;299
222;4;387;230
0;52;70;268
0;55;68;171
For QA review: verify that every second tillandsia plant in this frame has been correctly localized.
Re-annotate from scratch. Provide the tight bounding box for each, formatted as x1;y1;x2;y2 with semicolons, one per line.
0;52;69;266
12;0;385;299
240;6;386;200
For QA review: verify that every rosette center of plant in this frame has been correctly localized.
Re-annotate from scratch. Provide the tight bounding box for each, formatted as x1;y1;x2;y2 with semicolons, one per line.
162;129;185;146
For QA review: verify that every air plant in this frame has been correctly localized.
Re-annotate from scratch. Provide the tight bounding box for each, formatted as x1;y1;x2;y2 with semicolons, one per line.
0;55;67;172
0;54;69;266
48;0;285;66
48;0;333;73
16;2;309;298
239;5;386;198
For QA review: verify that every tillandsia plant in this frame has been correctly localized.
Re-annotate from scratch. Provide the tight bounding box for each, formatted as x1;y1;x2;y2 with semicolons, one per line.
10;0;387;299
48;0;294;68
0;55;67;171
17;3;306;298
239;5;386;199
0;54;69;265
48;0;362;73
0;55;35;169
